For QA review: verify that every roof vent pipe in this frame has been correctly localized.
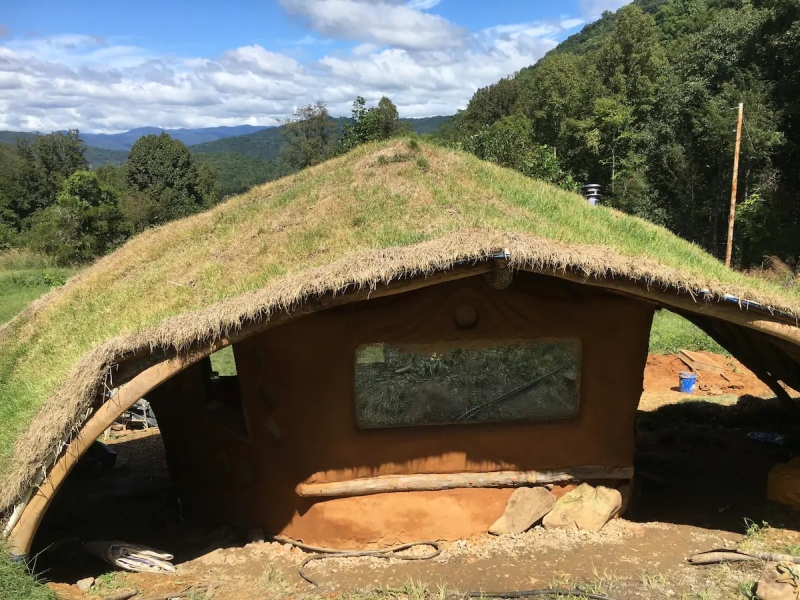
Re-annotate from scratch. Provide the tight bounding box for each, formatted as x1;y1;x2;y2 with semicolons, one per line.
581;184;602;206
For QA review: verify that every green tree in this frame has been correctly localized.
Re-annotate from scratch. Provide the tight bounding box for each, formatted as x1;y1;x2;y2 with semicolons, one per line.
8;130;88;224
595;5;669;118
374;96;404;139
338;96;405;153
461;78;526;133
464;114;576;189
125;133;208;226
197;161;222;205
281;102;336;170
449;0;800;265
26;170;126;265
0;143;23;248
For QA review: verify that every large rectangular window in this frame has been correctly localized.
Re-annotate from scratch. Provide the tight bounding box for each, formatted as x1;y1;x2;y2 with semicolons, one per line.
354;339;581;429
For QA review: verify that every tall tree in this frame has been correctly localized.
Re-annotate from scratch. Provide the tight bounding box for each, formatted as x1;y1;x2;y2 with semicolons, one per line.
125;132;208;226
595;4;669;118
281;102;336;170
461;78;526;133
338;96;405;152
9;130;88;223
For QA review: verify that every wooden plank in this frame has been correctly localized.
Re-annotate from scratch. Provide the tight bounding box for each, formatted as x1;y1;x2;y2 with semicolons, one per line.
678;349;727;375
296;466;634;498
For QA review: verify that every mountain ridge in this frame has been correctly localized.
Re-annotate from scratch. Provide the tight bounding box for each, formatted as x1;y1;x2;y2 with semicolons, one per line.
0;125;271;153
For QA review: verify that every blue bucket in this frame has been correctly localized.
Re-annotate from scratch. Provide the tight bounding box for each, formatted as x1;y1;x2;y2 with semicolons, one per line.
679;371;697;394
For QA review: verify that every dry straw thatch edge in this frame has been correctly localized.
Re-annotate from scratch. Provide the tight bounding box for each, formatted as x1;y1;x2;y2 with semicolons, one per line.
1;229;798;513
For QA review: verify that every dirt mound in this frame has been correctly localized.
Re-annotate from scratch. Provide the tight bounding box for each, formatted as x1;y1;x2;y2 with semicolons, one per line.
643;353;771;398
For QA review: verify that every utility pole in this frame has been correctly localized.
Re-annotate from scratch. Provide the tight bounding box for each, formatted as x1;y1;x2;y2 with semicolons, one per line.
725;102;744;268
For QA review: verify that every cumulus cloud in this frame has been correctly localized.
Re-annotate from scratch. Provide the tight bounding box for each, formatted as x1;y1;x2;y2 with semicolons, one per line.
0;4;589;133
279;0;468;50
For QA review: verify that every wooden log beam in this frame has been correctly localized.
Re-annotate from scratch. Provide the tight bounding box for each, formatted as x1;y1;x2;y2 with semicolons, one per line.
295;466;634;498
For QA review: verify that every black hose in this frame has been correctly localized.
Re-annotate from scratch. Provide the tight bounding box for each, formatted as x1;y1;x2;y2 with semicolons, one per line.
273;536;615;599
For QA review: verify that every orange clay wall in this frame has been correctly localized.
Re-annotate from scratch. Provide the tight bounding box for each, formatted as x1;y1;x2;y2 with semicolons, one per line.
148;272;654;548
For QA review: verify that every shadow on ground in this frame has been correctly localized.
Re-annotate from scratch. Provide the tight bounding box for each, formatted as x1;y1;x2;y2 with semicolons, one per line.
632;394;800;532
31;394;800;589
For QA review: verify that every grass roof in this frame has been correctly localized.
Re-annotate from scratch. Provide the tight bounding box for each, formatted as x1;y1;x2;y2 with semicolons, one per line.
1;139;799;513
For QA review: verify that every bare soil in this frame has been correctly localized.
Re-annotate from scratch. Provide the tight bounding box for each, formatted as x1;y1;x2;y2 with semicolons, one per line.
36;354;800;600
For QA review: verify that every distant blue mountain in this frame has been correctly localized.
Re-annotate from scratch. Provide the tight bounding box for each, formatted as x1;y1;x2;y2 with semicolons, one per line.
79;125;271;151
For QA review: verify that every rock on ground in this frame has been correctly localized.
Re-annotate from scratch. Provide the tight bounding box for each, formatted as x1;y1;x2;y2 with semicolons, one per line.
542;483;622;532
489;487;556;535
76;576;94;592
247;527;265;544
757;561;800;600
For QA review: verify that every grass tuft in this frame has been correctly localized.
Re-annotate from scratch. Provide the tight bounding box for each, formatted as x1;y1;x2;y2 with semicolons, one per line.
406;137;421;152
376;152;413;166
0;545;56;600
779;544;800;556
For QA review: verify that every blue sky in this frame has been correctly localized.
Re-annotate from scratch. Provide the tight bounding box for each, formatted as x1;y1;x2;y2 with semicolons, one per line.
0;0;629;132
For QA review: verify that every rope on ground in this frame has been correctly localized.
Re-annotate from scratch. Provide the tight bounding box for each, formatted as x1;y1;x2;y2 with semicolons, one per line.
273;536;616;599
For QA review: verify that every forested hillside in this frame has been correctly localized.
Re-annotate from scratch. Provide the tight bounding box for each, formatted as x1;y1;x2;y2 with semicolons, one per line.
438;0;800;267
192;116;449;160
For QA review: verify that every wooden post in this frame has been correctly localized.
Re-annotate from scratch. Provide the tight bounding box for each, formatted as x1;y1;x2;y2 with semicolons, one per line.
725;102;744;268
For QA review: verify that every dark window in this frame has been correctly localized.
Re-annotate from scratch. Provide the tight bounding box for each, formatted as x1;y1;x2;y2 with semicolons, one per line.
354;339;581;429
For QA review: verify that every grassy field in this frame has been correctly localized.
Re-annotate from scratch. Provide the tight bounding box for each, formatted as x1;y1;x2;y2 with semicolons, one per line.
648;309;728;356
210;345;237;376
0;270;73;325
0;250;74;325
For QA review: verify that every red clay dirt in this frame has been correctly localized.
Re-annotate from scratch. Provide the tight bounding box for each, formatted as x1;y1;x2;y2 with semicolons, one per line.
643;353;771;397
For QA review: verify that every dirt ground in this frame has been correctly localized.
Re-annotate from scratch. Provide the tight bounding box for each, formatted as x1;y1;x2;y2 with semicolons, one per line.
36;354;800;600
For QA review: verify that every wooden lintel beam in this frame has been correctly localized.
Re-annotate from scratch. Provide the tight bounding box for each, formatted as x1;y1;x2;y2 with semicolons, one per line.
296;466;634;498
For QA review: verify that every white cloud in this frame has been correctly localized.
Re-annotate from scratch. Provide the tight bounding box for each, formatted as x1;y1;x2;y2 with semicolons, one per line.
579;0;631;20
279;0;467;50
0;5;590;133
407;0;442;9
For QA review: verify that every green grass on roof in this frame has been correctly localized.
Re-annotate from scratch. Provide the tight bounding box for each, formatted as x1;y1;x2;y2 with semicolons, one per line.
0;139;797;504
